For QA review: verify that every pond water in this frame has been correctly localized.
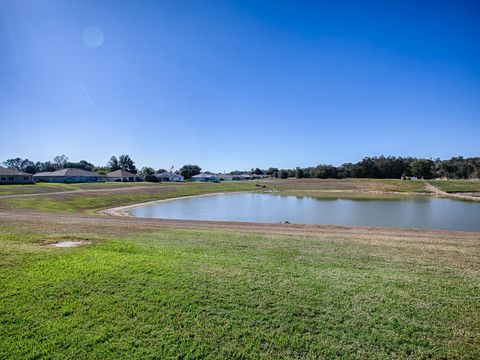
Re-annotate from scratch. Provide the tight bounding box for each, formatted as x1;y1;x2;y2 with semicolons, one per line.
127;193;480;232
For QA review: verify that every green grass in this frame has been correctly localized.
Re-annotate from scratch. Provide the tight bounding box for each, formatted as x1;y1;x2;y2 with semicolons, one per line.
0;181;161;196
0;225;479;359
261;178;431;194
1;179;479;358
429;180;480;193
0;182;258;213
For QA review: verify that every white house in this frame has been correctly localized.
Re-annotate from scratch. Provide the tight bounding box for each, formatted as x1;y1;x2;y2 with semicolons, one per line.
190;173;220;182
155;172;184;182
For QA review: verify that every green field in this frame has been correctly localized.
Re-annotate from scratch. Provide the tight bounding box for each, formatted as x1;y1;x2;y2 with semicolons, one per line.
1;219;479;359
262;178;431;193
0;182;258;213
0;181;151;196
0;178;479;358
428;180;480;193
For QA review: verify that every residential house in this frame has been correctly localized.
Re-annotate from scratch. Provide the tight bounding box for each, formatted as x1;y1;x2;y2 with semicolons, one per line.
33;168;105;183
190;173;220;182
155;172;184;182
0;167;34;184
106;169;143;182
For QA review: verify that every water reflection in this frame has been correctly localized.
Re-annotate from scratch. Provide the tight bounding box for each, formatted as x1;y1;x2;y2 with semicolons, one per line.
128;193;480;232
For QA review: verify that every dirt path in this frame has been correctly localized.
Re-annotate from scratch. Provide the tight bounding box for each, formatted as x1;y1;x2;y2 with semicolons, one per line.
0;186;158;199
424;182;480;202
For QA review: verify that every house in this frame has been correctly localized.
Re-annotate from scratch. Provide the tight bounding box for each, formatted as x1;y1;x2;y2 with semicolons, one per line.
218;174;250;181
33;168;105;183
190;173;220;182
106;169;143;182
155;172;184;182
0;167;34;184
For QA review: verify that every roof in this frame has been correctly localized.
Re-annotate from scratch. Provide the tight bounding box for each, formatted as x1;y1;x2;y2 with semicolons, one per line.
106;169;137;177
0;167;33;176
34;168;104;177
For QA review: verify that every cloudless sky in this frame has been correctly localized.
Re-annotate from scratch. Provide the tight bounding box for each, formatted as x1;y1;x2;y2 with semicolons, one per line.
1;0;479;172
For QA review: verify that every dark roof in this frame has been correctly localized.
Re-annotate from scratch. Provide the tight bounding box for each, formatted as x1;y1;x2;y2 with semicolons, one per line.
106;169;137;177
0;167;33;176
34;168;104;177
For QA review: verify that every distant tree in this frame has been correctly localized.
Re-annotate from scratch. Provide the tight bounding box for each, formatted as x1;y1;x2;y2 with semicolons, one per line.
156;168;167;174
94;166;110;176
266;167;279;178
65;160;94;171
295;167;304;179
3;158;23;170
53;154;69;168
107;156;120;171
279;169;289;179
253;168;263;175
36;161;56;173
179;164;201;180
140;167;157;182
410;159;434;179
118;155;137;173
3;158;37;173
20;159;37;174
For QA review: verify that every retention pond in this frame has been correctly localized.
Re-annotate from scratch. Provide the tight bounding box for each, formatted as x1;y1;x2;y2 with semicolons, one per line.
127;193;480;232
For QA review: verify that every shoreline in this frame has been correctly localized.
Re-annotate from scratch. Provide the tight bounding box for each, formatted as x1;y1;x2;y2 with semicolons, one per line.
100;191;257;217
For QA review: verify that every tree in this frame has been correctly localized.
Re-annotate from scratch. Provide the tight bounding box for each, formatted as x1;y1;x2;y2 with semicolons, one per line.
3;158;37;173
107;156;120;171
179;164;201;180
156;168;167;174
20;159;37;174
3;158;23;170
140;167;157;182
35;161;56;173
410;159;434;179
93;166;109;176
53;154;69;168
295;167;304;178
65;160;94;171
253;168;263;175
279;169;289;179
266;167;279;178
118;155;137;173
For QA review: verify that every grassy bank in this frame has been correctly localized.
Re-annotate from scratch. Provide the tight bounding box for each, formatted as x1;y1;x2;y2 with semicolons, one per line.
0;216;479;359
0;182;258;213
428;180;480;193
0;181;153;196
261;178;431;193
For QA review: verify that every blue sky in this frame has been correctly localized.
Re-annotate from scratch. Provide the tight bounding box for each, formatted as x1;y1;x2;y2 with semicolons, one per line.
1;0;479;172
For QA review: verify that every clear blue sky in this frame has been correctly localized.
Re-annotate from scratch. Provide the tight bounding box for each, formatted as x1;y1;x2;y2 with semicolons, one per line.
1;0;479;172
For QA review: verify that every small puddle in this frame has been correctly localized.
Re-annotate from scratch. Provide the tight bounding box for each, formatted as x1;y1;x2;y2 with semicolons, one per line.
48;240;92;248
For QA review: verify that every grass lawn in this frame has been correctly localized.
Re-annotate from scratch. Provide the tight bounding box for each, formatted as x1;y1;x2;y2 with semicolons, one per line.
0;179;479;358
0;182;258;213
261;178;431;194
0;181;166;196
0;219;479;359
429;180;480;193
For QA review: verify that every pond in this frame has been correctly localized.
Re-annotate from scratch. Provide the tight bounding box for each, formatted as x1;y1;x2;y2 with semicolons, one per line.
127;193;480;232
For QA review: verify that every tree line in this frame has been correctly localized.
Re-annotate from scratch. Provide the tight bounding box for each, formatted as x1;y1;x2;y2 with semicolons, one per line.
246;156;480;179
2;155;479;180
